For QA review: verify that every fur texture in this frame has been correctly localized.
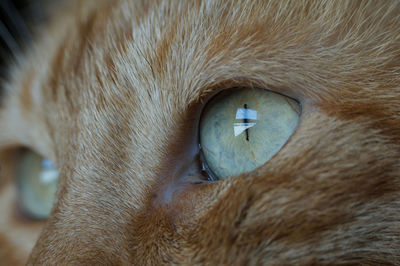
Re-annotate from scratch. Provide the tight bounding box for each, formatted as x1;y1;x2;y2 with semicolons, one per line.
0;0;399;264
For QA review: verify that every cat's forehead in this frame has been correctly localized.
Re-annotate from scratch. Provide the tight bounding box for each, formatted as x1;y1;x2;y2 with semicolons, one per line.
76;0;398;114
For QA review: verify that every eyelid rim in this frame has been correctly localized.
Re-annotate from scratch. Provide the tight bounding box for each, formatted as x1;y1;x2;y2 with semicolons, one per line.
199;143;218;181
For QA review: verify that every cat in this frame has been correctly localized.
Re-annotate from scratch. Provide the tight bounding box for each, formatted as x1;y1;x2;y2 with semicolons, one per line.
0;0;399;264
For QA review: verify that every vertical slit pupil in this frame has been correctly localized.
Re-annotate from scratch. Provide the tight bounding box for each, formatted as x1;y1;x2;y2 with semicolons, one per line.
244;104;249;141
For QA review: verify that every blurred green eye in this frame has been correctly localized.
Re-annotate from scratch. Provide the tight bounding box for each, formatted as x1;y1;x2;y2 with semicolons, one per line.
17;150;58;219
199;88;300;180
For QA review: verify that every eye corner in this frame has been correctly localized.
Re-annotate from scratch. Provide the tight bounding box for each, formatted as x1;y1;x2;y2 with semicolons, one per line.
198;144;219;182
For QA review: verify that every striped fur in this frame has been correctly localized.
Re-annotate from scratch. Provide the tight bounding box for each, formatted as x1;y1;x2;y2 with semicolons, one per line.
0;0;399;264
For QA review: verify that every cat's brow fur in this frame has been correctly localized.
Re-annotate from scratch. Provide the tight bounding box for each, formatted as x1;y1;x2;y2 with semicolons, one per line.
0;0;399;264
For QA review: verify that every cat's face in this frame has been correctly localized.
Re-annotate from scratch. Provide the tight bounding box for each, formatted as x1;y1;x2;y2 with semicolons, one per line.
0;0;399;264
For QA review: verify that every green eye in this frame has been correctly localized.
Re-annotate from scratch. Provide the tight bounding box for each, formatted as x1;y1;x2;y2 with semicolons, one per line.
16;150;58;219
199;88;300;180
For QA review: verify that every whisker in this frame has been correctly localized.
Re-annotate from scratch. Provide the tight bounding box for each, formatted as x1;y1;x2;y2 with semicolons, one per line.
0;0;32;45
0;19;21;62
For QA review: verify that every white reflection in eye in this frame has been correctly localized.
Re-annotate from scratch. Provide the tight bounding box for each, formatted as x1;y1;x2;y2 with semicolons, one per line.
39;159;59;184
233;105;258;137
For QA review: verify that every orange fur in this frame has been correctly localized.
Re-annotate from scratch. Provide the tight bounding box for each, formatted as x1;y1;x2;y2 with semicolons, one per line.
0;0;399;264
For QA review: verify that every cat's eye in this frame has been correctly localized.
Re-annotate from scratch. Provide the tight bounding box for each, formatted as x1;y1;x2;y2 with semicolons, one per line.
199;88;300;180
16;150;59;219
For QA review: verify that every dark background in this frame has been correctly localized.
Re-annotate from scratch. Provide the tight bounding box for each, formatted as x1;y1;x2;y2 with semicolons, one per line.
0;0;51;100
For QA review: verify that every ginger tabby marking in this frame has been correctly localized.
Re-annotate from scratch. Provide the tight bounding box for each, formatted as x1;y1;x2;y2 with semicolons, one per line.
0;0;399;264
